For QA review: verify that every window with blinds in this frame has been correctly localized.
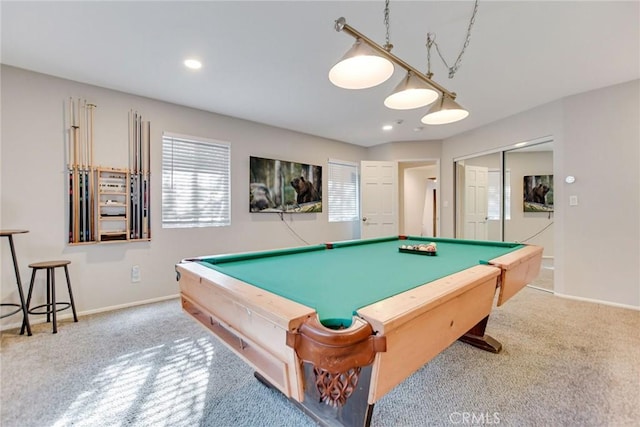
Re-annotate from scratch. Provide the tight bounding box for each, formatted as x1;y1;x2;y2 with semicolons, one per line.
162;133;230;228
328;160;359;222
488;169;511;220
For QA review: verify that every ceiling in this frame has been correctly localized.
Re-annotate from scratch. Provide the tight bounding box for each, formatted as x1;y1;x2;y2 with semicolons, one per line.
2;1;638;147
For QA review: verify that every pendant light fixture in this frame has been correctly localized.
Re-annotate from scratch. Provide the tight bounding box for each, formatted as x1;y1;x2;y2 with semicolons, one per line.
328;39;394;89
421;94;469;125
329;1;478;126
384;71;439;110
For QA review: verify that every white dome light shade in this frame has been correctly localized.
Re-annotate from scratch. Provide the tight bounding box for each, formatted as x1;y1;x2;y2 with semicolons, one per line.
421;96;469;125
329;39;394;89
384;72;439;110
184;59;202;69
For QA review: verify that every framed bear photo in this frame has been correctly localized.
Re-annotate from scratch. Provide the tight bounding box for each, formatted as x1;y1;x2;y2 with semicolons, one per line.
523;174;554;212
249;156;322;213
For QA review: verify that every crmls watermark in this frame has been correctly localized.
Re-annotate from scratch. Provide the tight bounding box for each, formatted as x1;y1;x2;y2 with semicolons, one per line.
449;411;501;425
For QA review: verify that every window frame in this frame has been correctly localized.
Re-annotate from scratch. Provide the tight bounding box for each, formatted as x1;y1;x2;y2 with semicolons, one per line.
327;159;360;223
161;132;231;228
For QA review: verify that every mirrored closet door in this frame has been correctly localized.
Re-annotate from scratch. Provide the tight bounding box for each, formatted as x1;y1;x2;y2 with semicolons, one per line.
454;139;554;290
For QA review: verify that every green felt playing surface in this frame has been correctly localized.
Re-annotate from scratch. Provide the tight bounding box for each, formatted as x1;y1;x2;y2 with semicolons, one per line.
198;236;523;327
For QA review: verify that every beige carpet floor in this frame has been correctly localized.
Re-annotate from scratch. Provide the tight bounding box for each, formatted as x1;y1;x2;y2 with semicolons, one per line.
1;286;638;426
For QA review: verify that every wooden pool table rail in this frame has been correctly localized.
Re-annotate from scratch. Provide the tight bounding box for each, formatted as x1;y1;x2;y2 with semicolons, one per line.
489;244;543;306
177;262;315;401
357;264;502;403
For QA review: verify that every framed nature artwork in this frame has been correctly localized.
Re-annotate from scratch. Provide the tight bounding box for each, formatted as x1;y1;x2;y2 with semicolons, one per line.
523;174;553;212
249;156;322;213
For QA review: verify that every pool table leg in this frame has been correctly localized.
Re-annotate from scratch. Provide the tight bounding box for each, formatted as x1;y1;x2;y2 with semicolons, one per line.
254;364;376;427
458;315;502;353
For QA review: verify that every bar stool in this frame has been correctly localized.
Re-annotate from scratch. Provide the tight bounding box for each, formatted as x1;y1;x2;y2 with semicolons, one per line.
21;260;78;334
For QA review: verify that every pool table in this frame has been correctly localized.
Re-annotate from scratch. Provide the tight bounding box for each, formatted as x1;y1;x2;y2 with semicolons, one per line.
176;236;542;427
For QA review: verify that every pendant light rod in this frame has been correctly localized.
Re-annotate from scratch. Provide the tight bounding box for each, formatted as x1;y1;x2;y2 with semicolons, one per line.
334;17;457;100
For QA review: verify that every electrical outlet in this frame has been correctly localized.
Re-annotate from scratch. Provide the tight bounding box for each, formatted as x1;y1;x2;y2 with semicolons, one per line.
131;265;141;282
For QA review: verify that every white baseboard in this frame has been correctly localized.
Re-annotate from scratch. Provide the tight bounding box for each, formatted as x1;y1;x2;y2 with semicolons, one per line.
78;294;180;316
526;284;554;293
554;292;640;311
1;294;181;331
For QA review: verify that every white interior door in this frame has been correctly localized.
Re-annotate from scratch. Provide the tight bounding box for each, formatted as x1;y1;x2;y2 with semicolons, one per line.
360;161;398;239
463;165;489;240
421;181;438;237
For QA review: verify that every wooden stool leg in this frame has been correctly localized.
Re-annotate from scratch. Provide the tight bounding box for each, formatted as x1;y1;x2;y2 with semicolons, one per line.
8;235;32;336
46;268;51;323
50;268;57;334
63;265;78;322
20;269;37;335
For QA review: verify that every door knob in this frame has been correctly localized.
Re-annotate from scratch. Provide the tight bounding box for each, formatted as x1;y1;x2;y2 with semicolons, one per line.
362;217;367;222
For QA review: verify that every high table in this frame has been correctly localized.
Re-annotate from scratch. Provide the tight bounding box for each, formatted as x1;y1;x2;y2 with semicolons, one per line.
1;229;32;336
177;236;542;427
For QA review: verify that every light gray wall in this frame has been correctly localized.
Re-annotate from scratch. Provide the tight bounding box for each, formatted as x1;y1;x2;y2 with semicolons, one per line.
561;80;639;307
442;79;639;308
0;66;366;327
366;140;442;161
2;65;637;327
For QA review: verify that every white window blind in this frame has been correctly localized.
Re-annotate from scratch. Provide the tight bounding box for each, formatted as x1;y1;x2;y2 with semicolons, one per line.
488;169;511;220
328;160;359;222
162;133;230;228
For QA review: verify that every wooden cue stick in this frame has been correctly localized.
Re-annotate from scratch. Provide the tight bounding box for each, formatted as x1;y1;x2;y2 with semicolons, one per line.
128;110;131;238
86;102;90;241
73;98;80;243
84;101;89;241
82;99;88;241
68;98;74;243
129;110;135;239
133;112;137;239
128;110;132;173
80;99;86;241
79;99;85;241
136;112;140;239
88;103;96;241
132;111;136;239
142;120;150;239
141;117;145;237
147;122;151;239
138;112;141;238
138;113;143;238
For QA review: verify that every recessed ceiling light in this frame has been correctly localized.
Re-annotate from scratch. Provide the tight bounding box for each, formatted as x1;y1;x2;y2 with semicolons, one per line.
514;142;527;147
382;125;393;131
184;59;202;70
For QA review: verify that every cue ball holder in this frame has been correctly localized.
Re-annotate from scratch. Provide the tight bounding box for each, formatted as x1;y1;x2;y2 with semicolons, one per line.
66;98;151;244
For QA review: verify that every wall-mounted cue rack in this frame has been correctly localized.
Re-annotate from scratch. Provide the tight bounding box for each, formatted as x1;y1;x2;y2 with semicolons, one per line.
67;98;96;244
66;99;151;244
